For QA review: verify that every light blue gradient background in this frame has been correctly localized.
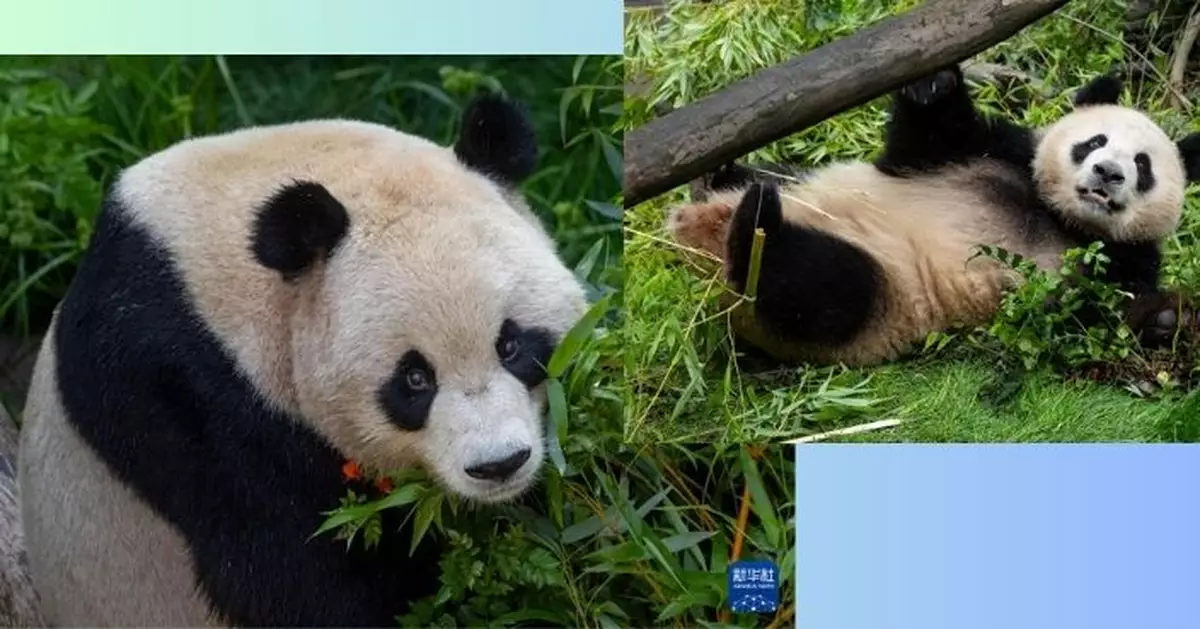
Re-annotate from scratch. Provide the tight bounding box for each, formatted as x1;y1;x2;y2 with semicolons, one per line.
795;445;1200;629
0;0;621;54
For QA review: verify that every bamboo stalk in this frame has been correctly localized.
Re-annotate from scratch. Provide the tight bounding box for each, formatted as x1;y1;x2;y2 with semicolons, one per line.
744;227;767;317
719;445;763;624
787;418;906;443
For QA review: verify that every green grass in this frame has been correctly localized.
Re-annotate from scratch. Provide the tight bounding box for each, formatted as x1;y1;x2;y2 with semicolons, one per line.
848;359;1177;442
623;0;1200;444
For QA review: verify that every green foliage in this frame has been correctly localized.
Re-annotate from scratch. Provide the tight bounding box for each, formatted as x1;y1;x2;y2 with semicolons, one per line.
973;242;1139;372
623;0;918;164
0;68;108;335
624;0;1200;442
0;55;623;337
1152;389;1200;441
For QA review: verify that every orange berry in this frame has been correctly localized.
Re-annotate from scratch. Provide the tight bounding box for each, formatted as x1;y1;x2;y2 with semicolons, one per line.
373;477;394;494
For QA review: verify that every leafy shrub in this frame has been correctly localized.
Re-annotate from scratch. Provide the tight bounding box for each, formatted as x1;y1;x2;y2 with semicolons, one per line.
973;242;1139;372
0;68;109;334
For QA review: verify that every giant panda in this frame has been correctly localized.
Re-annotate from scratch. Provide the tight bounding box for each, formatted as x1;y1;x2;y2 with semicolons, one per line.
667;66;1200;367
16;93;587;626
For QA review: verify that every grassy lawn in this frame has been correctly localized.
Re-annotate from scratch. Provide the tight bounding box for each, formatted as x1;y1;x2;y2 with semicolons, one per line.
622;0;1200;444
843;359;1183;442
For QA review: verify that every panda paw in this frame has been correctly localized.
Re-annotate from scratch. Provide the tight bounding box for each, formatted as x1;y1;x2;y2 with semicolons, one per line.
1127;291;1193;349
898;67;961;106
709;161;805;192
708;162;757;192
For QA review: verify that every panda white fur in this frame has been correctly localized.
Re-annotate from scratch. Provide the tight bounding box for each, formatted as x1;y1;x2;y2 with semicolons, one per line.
667;66;1200;366
17;94;587;626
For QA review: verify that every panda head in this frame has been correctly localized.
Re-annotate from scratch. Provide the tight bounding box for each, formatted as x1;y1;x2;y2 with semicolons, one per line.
251;95;586;504
1032;74;1200;241
120;94;586;504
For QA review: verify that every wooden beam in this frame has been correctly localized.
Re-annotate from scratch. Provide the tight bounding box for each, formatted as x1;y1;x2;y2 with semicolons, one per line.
623;0;1072;208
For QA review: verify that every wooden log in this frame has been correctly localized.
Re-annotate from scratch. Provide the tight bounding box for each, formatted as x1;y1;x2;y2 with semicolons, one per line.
1168;3;1200;110
623;0;1072;208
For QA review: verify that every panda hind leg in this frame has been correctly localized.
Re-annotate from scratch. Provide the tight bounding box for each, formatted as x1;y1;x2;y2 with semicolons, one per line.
726;184;883;347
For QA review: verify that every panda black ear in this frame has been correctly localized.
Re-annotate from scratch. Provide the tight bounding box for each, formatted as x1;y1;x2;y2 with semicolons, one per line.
250;181;349;279
1074;75;1122;107
453;93;538;186
1179;133;1200;183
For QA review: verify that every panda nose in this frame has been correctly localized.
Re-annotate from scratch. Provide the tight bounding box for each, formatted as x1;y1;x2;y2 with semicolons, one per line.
1093;160;1125;184
464;448;531;482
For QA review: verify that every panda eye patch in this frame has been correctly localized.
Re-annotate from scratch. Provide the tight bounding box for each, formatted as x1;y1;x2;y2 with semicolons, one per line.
1134;152;1155;193
496;319;556;388
377;350;438;431
1071;134;1108;164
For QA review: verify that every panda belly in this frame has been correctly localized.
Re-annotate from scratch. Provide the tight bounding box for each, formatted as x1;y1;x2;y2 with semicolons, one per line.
19;316;217;626
669;161;1072;366
785;165;1030;363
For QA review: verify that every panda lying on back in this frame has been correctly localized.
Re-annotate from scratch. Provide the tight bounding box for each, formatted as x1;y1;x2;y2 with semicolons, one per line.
18;94;586;626
668;65;1200;366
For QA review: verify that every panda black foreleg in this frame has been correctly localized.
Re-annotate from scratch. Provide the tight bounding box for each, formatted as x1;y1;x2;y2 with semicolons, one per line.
1102;242;1194;348
726;184;883;347
1062;241;1189;348
876;64;1034;177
